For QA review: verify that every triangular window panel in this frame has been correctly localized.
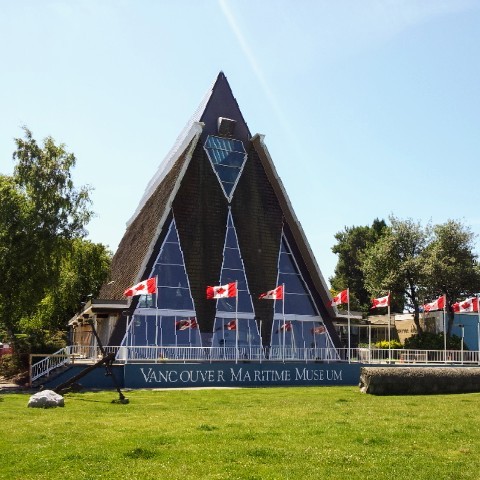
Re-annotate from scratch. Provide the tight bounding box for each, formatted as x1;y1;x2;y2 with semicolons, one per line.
150;218;195;311
216;211;254;314
204;135;247;200
211;211;260;352
125;217;201;353
275;234;317;316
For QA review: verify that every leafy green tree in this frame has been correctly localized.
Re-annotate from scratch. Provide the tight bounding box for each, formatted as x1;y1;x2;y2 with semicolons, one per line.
25;239;111;332
330;219;386;311
422;220;480;334
0;128;108;359
362;216;428;332
13;128;92;239
0;174;35;341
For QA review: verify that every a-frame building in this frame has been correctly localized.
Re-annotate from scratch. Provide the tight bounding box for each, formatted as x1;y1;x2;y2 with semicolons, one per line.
73;72;341;363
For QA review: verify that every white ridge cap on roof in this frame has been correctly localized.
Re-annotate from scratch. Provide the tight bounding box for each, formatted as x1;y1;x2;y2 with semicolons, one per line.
126;79;215;227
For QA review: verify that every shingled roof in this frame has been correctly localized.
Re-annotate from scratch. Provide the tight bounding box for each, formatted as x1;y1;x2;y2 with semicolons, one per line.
98;127;202;300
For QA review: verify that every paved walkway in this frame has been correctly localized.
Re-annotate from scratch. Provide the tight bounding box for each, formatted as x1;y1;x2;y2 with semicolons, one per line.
0;376;32;393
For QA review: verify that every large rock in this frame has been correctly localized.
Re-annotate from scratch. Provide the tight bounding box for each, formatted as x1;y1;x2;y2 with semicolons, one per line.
359;366;480;395
28;390;65;408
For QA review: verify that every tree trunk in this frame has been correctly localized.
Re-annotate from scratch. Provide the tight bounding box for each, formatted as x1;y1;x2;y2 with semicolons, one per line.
413;303;424;335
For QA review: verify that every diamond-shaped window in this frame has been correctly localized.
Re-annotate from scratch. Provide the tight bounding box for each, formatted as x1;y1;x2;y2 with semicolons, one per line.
204;136;247;200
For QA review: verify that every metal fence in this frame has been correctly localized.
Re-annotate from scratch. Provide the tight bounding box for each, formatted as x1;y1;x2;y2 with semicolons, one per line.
30;345;480;384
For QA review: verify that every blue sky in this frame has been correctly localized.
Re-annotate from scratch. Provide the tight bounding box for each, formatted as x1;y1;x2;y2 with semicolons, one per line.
1;0;479;286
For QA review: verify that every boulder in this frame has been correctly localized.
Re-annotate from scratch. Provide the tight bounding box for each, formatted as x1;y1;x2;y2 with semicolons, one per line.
28;390;65;408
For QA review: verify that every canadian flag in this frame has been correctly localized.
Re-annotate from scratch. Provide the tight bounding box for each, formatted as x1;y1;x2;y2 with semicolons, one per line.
276;321;292;333
372;294;390;309
329;289;348;306
453;297;478;313
423;295;446;312
124;277;157;297
175;319;198;331
225;320;237;331
259;286;284;300
206;282;237;299
311;324;326;335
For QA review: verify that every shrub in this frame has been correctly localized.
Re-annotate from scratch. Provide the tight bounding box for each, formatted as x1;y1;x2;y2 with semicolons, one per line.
4;330;68;374
0;354;22;378
374;340;403;349
404;332;465;350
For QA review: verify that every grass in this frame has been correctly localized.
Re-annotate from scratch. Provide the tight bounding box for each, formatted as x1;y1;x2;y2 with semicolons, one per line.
1;387;480;479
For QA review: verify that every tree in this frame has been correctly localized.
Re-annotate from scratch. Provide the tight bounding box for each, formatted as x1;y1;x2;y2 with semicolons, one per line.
330;219;386;311
422;220;480;334
0;175;35;341
13;128;92;239
362;216;428;332
26;239;111;333
0;128;108;359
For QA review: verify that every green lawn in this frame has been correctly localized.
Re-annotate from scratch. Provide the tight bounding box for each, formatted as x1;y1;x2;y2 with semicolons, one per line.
1;387;479;479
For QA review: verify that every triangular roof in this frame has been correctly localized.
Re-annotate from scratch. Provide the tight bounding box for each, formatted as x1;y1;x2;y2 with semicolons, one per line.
128;72;250;226
99;72;339;344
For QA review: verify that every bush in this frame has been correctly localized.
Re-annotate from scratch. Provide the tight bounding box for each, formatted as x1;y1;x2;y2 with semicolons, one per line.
0;354;22;378
374;340;403;349
4;330;68;374
404;332;465;350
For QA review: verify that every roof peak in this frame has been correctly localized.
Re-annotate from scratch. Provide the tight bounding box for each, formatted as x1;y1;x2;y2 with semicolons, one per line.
199;72;250;143
127;74;250;226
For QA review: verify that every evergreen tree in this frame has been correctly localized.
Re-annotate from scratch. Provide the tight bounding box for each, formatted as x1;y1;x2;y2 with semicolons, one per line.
330;218;386;312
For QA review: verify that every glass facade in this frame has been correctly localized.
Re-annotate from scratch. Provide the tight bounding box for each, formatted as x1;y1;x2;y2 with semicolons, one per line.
269;233;336;357
204;135;247;199
211;211;261;350
120;216;336;361
275;236;317;316
124;218;201;351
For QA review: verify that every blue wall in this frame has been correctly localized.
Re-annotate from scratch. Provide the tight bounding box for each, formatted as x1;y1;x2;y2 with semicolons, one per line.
125;362;361;388
43;365;125;389
451;314;480;350
42;362;361;390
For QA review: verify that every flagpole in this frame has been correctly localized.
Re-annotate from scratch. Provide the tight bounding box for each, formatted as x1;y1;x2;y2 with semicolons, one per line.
159;315;163;357
174;318;178;355
477;295;480;366
155;309;159;362
145;313;148;359
248;318;252;360
347;288;351;364
222;318;225;360
443;294;447;363
155;275;159;361
301;321;305;360
388;291;391;364
125;314;130;364
368;323;372;363
235;281;239;364
282;283;286;363
259;319;262;364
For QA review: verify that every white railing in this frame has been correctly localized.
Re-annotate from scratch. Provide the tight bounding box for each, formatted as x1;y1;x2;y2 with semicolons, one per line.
350;348;480;364
116;346;341;363
30;345;123;383
117;346;480;364
30;345;480;383
68;344;120;360
30;347;70;383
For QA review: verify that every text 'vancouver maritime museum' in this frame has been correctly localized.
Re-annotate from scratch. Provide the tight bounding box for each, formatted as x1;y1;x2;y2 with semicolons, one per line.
62;73;358;388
